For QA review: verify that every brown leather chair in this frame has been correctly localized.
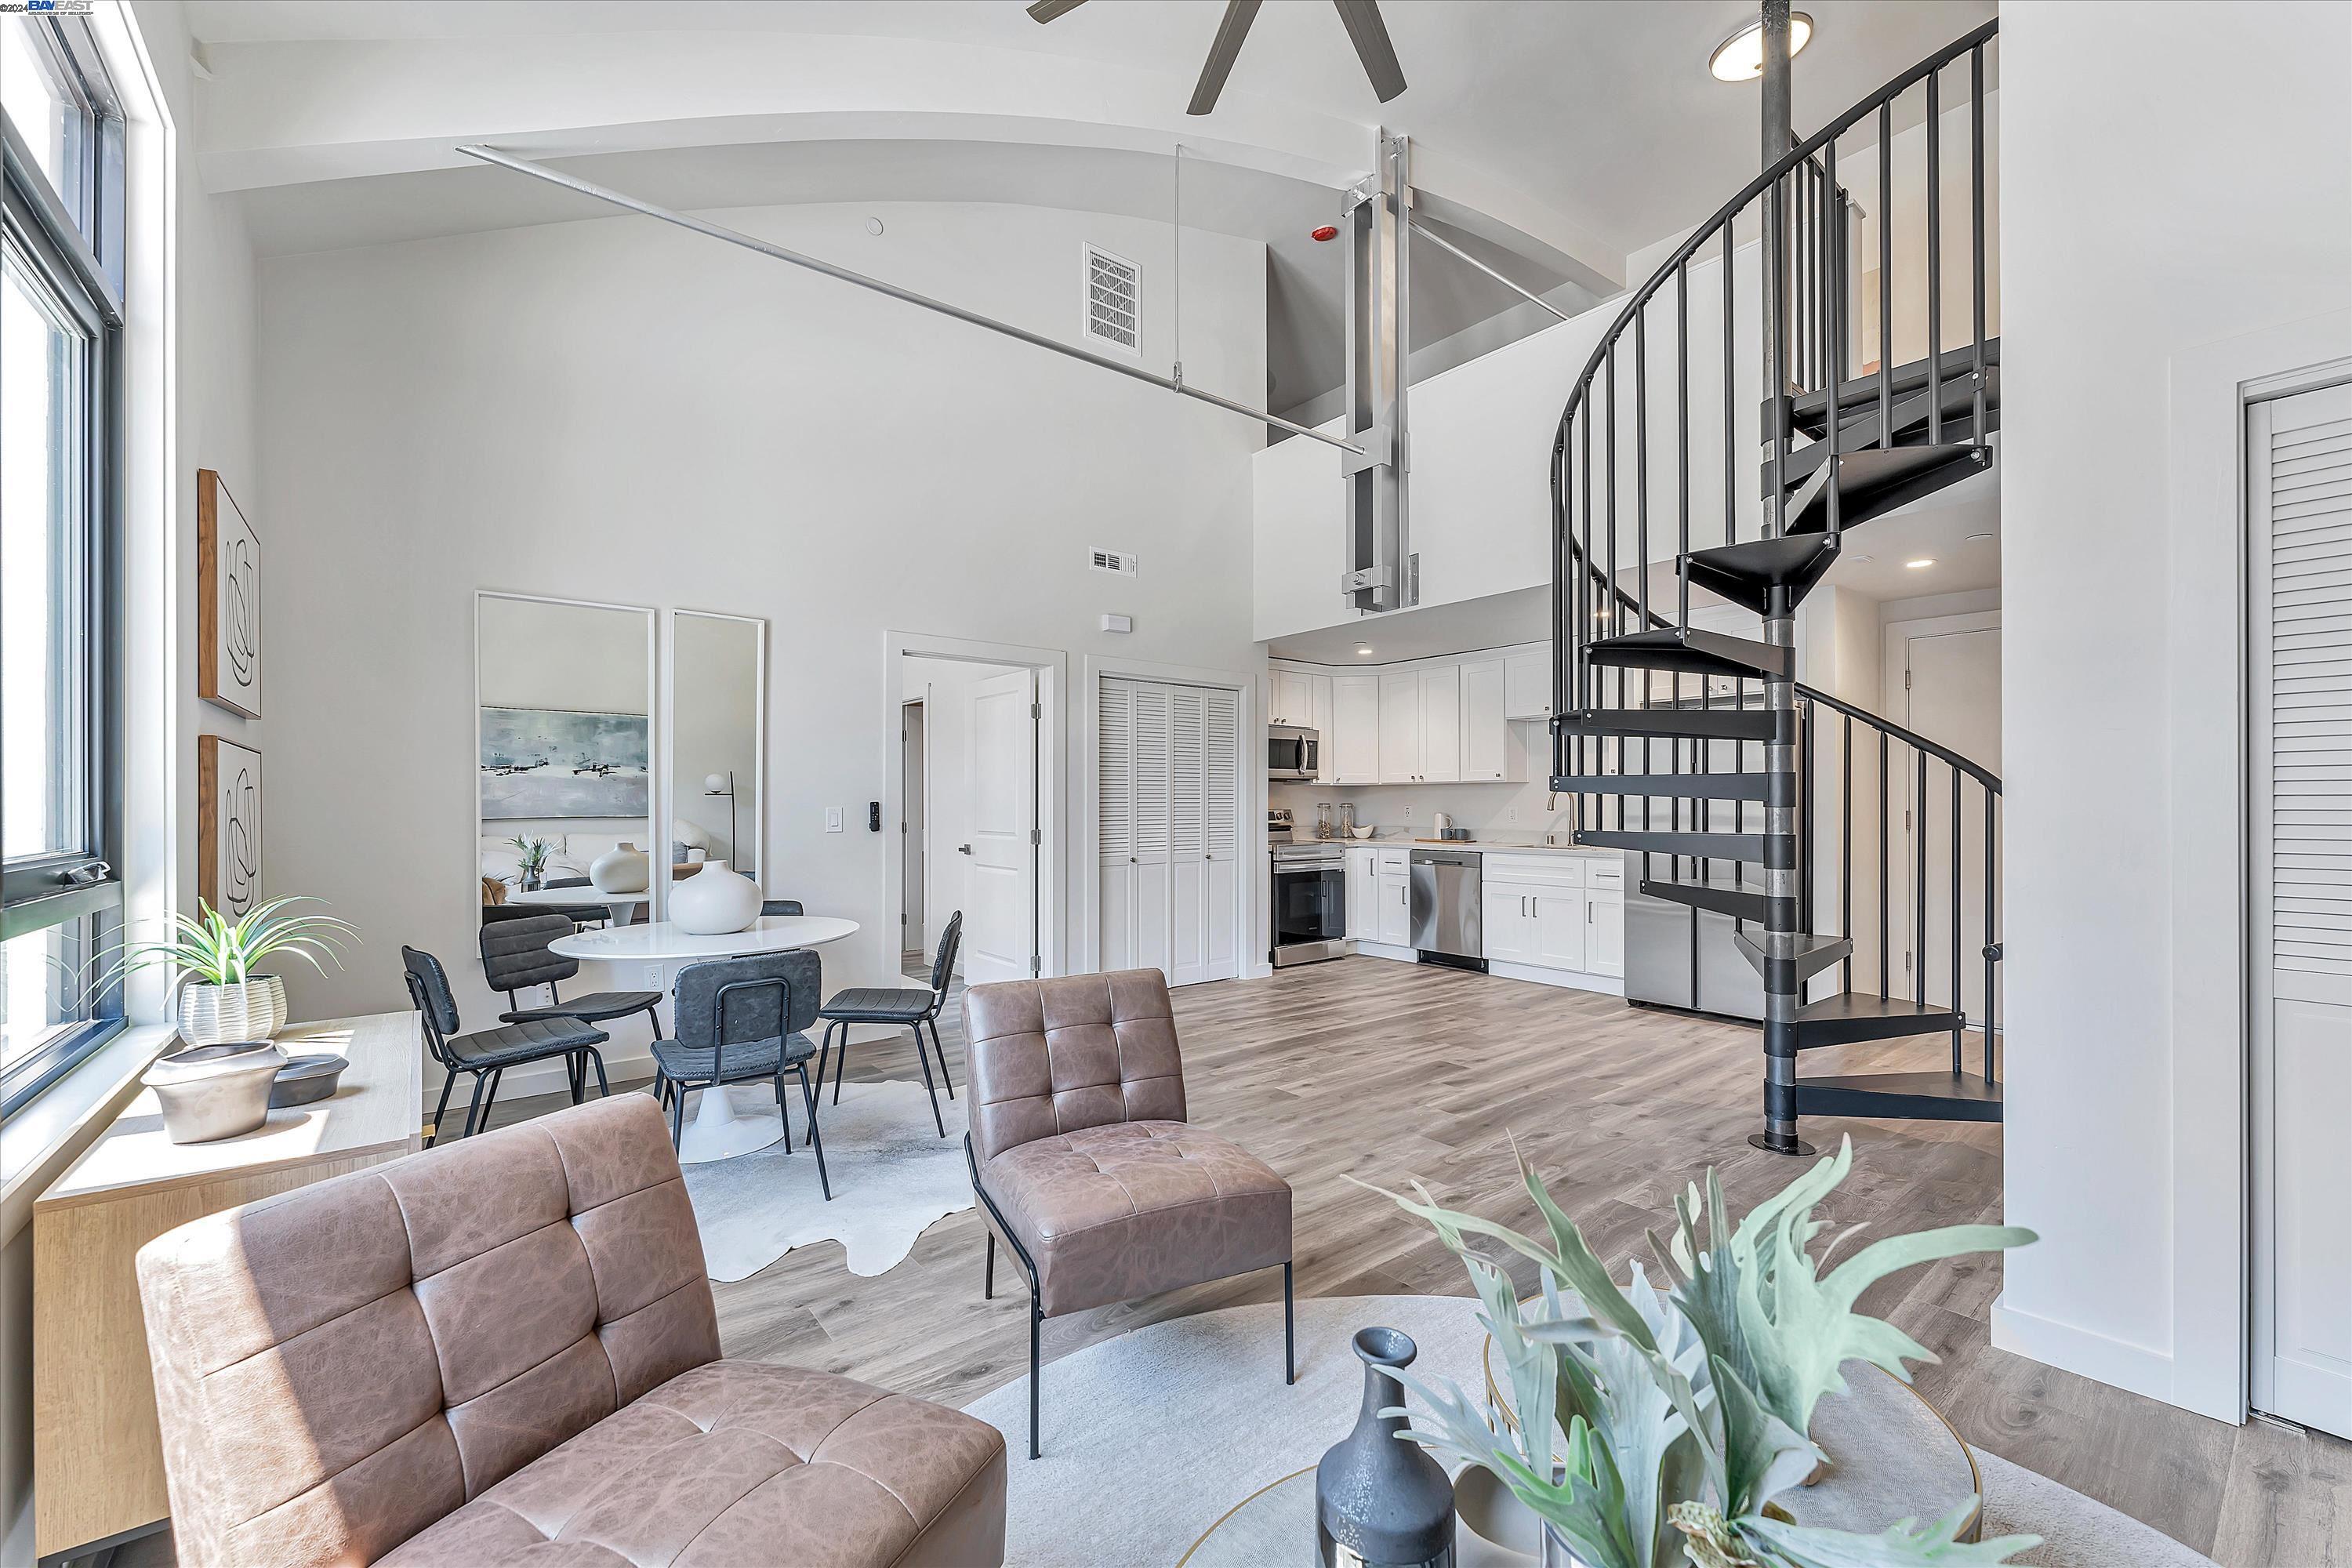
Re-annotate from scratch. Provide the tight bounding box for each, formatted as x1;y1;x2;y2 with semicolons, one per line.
136;1093;1006;1567
962;967;1293;1459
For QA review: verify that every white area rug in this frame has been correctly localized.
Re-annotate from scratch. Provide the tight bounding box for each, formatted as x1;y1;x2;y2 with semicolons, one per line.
679;1079;971;1283
958;1294;2216;1568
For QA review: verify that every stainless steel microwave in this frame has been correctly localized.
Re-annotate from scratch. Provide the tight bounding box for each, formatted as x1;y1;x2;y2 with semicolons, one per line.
1268;725;1319;780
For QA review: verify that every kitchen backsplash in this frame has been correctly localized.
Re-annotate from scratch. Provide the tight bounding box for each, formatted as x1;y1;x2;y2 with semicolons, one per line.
1270;768;1579;840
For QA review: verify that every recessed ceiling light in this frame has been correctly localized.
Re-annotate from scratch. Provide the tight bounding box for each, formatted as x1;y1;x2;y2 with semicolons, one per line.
1965;532;1996;543
1356;646;1375;657
1709;11;1813;82
1906;557;1937;570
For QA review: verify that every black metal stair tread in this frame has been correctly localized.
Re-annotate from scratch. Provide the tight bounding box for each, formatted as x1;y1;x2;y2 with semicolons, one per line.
1551;771;1791;802
1555;706;1777;741
1735;930;1853;984
1681;534;1842;614
1794;1069;2002;1123
1780;339;2002;434
1791;992;1962;1047
1639;880;1788;922
1779;374;2003;487
1784;442;1991;535
1585;627;1789;679
1577;829;1769;859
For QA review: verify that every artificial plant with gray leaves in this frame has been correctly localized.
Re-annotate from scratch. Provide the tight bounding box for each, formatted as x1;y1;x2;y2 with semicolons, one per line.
1369;1137;2038;1568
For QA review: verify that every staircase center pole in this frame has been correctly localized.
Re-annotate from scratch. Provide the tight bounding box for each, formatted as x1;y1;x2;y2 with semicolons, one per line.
1751;1;1815;1158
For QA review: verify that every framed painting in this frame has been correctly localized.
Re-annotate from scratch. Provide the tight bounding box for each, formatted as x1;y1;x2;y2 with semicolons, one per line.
198;735;263;919
198;469;262;718
479;706;651;819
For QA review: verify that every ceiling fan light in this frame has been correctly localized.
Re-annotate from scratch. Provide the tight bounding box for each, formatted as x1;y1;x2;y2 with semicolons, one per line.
1709;12;1813;82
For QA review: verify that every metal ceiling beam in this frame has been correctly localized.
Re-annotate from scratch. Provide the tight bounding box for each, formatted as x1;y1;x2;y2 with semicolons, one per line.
455;143;1363;454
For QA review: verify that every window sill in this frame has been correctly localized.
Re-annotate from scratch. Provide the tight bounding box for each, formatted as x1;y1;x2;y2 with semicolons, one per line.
0;1022;173;1240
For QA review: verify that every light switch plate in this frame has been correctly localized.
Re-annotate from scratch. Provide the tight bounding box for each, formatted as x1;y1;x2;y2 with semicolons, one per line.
826;807;844;833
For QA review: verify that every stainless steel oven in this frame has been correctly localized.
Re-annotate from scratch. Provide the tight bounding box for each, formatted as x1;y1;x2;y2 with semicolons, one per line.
1270;842;1348;966
1267;725;1319;780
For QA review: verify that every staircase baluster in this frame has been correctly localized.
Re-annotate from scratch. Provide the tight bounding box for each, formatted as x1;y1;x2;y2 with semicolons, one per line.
1915;748;1929;1007
1842;713;1853;995
1972;44;1989;445
1984;787;1998;1084
1722;225;1737;545
1878;728;1890;997
1580;408;1594;714
1878;101;1893;448
1951;766;1963;1074
1635;309;1650;630
1824;136;1842;539
1926;67;1944;445
1678;260;1691;631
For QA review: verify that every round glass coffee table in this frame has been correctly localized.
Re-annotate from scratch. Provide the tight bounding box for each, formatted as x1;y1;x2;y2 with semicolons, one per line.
1178;1364;1979;1565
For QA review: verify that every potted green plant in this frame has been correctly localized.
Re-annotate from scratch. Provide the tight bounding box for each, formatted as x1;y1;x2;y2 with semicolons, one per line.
107;897;358;1046
1369;1138;2038;1568
508;834;560;891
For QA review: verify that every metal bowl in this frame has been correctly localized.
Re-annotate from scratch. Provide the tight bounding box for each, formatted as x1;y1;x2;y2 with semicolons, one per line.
144;1040;286;1143
269;1052;350;1108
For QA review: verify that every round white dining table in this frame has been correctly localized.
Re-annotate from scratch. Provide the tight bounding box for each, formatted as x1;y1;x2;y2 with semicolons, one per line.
550;915;860;1163
504;886;648;925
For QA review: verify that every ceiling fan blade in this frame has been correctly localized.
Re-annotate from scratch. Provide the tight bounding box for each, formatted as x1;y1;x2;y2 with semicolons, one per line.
1186;0;1263;117
1331;0;1407;103
1026;0;1088;22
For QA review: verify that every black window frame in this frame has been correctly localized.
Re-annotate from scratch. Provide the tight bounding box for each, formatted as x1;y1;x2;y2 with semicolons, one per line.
2;13;129;1118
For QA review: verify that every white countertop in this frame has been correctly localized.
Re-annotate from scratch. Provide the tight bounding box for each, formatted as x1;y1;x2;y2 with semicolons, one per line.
1306;838;1619;858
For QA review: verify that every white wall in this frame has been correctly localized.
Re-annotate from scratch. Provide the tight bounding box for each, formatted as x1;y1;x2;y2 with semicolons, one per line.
1995;0;2352;1420
256;198;1267;1083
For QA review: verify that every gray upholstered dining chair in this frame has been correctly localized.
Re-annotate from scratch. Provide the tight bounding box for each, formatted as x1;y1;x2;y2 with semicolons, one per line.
477;911;664;1102
815;911;960;1138
401;946;612;1144
651;949;831;1199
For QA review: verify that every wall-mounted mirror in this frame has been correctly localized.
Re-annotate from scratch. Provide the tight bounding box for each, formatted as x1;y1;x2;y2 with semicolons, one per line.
671;611;766;893
476;593;657;927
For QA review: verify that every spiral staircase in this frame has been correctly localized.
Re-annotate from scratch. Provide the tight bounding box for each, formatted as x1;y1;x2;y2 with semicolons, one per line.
1548;9;2004;1155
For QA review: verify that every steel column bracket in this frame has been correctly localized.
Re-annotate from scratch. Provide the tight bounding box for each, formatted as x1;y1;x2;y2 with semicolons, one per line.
1341;131;1415;612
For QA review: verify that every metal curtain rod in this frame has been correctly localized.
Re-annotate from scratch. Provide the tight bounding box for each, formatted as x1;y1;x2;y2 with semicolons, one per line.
455;143;1363;454
1406;214;1570;322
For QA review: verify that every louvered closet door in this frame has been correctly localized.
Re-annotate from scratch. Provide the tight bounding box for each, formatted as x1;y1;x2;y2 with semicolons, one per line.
1098;677;1242;986
1098;681;1138;971
2250;381;2352;1439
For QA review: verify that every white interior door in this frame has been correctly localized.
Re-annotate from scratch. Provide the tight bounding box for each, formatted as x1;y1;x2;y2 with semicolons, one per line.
902;701;927;960
1098;677;1239;986
1906;628;2002;1021
964;667;1038;985
1098;681;1138;971
2250;381;2352;1439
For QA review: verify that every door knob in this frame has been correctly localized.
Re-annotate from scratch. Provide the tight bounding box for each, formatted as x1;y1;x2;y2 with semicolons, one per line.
958;844;973;855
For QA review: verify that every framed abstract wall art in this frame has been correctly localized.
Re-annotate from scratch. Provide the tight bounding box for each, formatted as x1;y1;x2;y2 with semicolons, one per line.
198;469;262;718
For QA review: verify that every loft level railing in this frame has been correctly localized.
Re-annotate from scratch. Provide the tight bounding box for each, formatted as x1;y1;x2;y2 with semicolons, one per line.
1545;9;2003;1150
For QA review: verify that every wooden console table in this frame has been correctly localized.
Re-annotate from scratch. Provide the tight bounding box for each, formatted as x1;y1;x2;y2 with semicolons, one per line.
31;1011;424;1562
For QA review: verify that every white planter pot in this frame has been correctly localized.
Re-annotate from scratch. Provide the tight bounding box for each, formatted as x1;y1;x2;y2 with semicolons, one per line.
590;843;651;894
176;975;289;1046
669;861;763;935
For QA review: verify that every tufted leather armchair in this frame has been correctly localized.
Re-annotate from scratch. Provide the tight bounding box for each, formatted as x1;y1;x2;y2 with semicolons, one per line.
962;967;1294;1459
136;1093;1005;1566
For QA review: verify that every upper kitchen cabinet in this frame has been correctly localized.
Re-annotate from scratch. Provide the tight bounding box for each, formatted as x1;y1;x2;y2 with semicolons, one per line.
1377;670;1421;782
1270;669;1315;728
1504;648;1555;720
1330;675;1380;784
1461;658;1512;781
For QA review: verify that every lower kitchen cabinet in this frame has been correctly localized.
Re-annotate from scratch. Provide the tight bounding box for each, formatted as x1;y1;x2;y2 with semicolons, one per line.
1377;870;1411;946
1585;888;1624;976
1345;848;1377;941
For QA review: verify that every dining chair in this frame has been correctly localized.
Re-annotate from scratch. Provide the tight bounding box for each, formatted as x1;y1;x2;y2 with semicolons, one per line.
401;946;612;1145
477;912;663;1102
815;911;961;1139
760;899;804;916
651;949;831;1199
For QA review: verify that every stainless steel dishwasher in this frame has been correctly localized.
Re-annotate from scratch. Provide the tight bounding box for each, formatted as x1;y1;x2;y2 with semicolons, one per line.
1408;848;1485;971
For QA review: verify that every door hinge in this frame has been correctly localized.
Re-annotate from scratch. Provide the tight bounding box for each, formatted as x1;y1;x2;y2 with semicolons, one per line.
1030;702;1041;720
899;912;908;924
1029;954;1042;976
1029;827;1042;846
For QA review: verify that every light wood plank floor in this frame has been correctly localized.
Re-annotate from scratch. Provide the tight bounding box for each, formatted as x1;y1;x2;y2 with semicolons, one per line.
485;957;2347;1566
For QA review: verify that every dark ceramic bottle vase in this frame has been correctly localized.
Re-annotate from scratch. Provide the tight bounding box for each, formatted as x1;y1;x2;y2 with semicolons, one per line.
1316;1327;1457;1568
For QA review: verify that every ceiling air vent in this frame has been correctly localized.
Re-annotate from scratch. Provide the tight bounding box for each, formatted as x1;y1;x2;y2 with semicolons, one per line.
1082;243;1142;357
1090;547;1140;579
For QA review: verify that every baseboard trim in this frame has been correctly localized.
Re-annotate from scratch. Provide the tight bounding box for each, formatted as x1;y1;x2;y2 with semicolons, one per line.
1487;960;1626;997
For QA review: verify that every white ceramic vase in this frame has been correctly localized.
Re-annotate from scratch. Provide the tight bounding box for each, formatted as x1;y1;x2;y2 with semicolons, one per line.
176;975;289;1046
590;842;651;894
669;861;762;935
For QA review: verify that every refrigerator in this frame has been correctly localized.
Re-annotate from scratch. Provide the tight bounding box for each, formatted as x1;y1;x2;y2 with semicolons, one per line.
1617;717;1768;1022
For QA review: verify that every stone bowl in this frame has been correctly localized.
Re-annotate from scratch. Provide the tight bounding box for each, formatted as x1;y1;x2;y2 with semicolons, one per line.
144;1040;287;1144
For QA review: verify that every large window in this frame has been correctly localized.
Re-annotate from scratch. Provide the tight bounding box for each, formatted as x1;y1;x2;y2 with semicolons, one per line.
2;13;126;1115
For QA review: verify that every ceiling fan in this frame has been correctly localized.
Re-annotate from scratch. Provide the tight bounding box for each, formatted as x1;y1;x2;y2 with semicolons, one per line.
1025;0;1407;116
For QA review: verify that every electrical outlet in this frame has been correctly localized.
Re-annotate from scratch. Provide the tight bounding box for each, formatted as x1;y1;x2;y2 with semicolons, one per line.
641;963;665;989
826;807;844;833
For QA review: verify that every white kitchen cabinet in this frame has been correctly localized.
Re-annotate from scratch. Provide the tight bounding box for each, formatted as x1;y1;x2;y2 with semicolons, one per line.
1483;886;1534;964
1308;673;1336;782
1377;671;1421;782
1504;648;1555;720
1419;666;1461;782
1270;669;1314;729
1345;847;1377;940
1585;887;1624;976
1460;658;1512;782
1377;870;1412;946
1332;675;1380;784
1533;891;1588;971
